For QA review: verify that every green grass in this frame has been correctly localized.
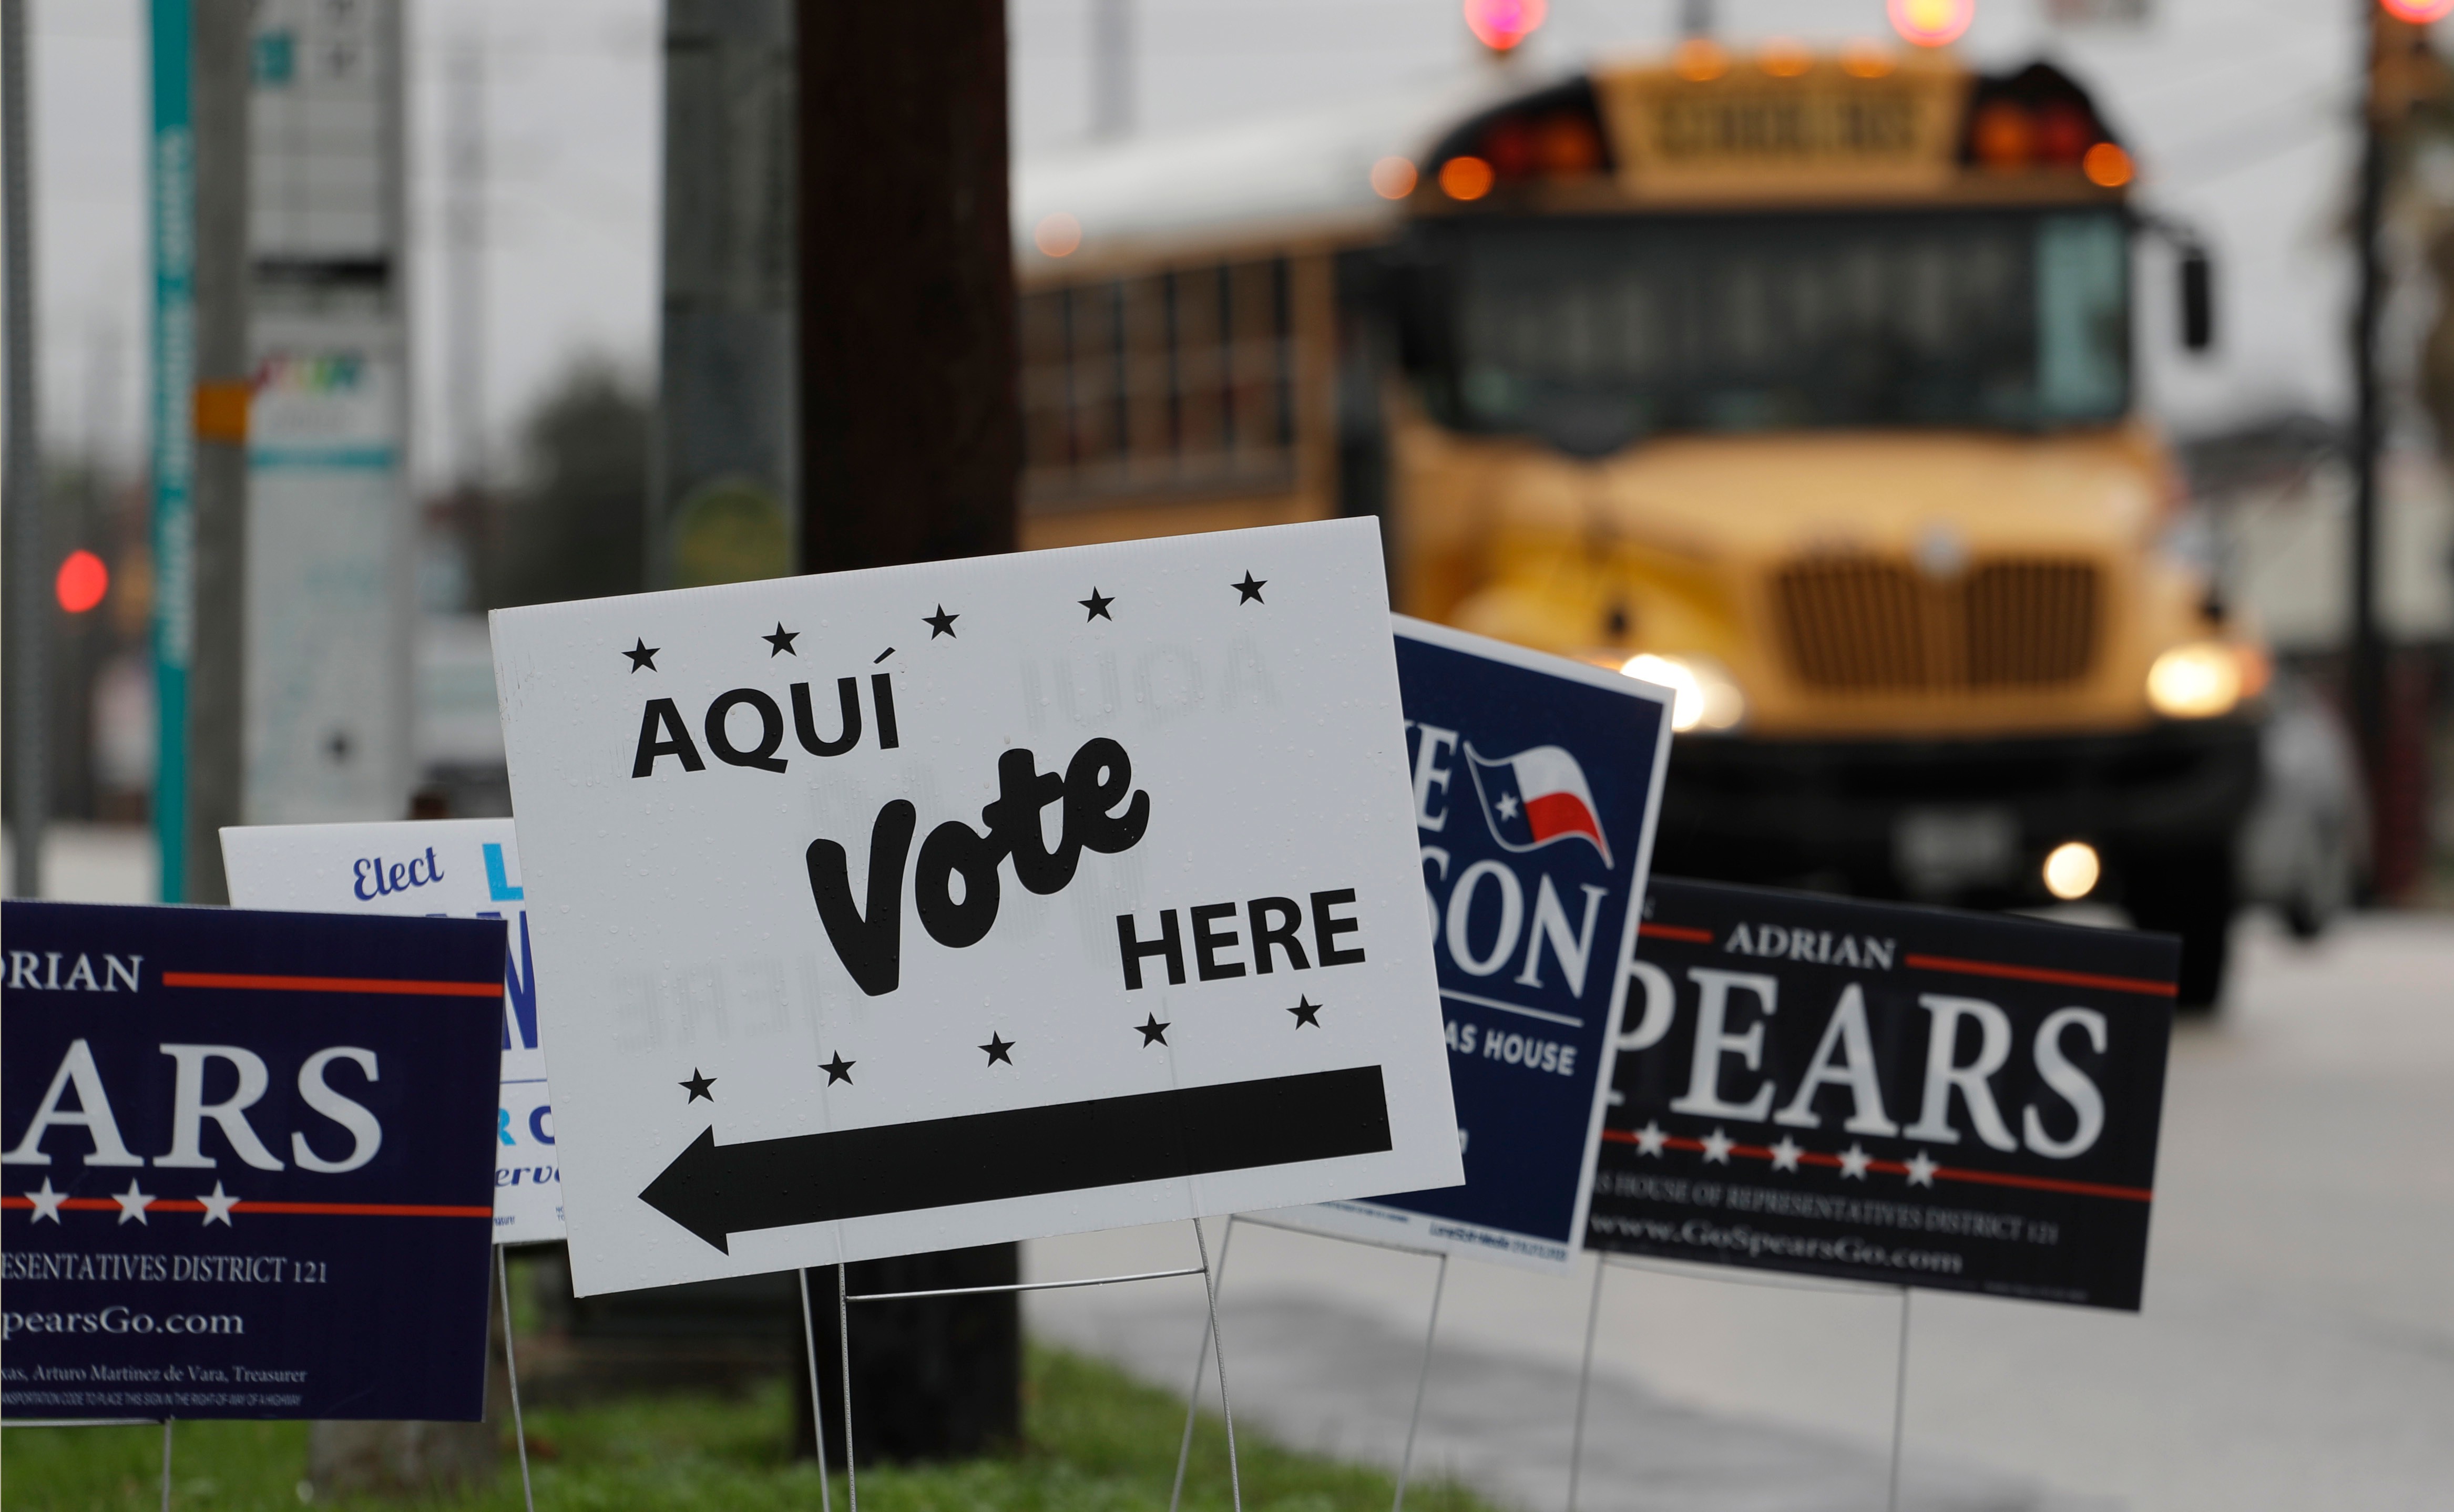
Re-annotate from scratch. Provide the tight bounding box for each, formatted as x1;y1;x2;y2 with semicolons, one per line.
3;1346;1495;1512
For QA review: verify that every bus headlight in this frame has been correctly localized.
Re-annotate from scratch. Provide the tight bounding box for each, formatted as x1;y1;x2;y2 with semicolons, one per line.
2042;841;2101;900
1621;653;1746;733
2146;641;2246;719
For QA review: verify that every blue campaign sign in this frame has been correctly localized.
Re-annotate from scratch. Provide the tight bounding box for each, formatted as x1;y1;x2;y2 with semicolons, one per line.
1279;618;1673;1269
1;901;504;1421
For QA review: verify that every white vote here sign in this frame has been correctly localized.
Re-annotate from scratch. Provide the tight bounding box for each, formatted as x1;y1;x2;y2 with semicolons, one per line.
221;818;563;1243
490;518;1460;1295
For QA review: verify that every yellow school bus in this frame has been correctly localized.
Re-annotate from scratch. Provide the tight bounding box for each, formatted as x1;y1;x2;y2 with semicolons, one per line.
1013;44;2272;1003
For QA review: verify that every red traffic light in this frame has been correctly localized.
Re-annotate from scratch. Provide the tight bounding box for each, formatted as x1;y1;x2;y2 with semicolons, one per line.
55;549;108;613
2381;0;2454;21
1464;0;1546;53
1888;0;1974;47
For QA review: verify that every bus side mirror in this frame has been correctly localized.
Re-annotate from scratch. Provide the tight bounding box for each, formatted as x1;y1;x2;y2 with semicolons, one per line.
2180;247;2215;354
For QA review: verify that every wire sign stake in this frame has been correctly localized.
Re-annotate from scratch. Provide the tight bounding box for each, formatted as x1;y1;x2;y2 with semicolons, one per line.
1391;1251;1448;1512
1565;1257;1606;1512
804;1226;1242;1512
498;1248;536;1512
1888;1288;1912;1512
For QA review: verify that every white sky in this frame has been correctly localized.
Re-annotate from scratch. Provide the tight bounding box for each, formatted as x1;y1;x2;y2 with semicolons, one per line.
24;0;2366;486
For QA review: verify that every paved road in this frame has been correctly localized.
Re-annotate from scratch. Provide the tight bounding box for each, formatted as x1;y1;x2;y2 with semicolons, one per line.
1028;914;2454;1512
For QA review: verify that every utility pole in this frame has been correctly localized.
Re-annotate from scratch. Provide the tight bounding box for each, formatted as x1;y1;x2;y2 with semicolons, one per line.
2351;5;2449;893
792;0;1021;1462
652;0;796;590
183;0;249;903
1090;0;1131;138
4;0;45;898
446;29;485;489
799;0;1017;573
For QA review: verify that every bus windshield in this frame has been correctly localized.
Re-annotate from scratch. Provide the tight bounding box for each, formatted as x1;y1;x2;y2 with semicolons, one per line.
1422;208;2129;452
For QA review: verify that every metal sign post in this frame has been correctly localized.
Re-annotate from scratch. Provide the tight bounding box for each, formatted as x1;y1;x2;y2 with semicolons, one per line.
1171;1213;1456;1512
147;0;196;900
498;1247;536;1512
1888;1289;1911;1512
1391;1251;1448;1512
803;1226;1240;1512
1564;1257;1605;1512
3;0;47;901
799;1269;834;1512
1561;1254;1914;1512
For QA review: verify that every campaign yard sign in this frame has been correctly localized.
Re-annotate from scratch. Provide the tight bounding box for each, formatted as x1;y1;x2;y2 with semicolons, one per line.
489;518;1461;1295
1588;880;2176;1310
1;901;503;1420
1277;618;1672;1270
222;819;563;1243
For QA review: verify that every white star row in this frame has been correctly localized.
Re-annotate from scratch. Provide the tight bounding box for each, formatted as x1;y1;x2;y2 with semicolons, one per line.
1625;1122;1941;1186
19;1178;243;1226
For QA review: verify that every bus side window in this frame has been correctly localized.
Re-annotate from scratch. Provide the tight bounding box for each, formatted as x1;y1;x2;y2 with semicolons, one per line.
1023;257;1298;513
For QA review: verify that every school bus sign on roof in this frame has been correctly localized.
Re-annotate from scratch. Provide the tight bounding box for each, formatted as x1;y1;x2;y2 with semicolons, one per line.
1596;51;1968;198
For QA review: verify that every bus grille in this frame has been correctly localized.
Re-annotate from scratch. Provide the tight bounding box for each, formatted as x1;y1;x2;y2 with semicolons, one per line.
1772;558;2099;693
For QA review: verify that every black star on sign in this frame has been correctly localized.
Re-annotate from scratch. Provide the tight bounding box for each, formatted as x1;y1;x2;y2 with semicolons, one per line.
1233;571;1267;604
1136;1014;1170;1047
1289;996;1323;1028
1080;588;1114;621
763;622;800;656
821;1052;855;1086
624;638;660;672
680;1068;716;1102
925;605;959;639
980;1032;1016;1066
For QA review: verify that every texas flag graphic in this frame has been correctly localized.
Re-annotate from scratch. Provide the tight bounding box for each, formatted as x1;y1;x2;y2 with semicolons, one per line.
1463;743;1612;868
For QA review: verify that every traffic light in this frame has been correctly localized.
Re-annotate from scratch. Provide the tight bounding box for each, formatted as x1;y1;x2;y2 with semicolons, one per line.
1888;0;1974;47
1464;0;1547;53
54;549;107;614
2379;1;2454;25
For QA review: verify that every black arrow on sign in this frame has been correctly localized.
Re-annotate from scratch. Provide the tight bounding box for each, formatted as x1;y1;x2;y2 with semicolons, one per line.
639;1065;1394;1252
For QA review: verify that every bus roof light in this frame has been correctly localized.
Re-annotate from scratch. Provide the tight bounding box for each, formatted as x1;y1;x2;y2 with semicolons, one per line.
2037;100;2094;163
1485;117;1537;177
2083;142;2134;188
1972;101;2034;170
1840;41;1897;78
1760;39;1812;77
1672;38;1728;82
1439;156;1495;201
1538;114;1602;175
1034;213;1082;258
1371;157;1418;199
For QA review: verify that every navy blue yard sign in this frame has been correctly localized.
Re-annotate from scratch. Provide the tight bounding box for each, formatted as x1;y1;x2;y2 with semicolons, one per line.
1590;880;2176;1309
1285;618;1673;1270
1;901;505;1419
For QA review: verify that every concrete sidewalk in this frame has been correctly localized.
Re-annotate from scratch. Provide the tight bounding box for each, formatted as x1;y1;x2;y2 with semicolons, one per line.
1032;1264;2105;1512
